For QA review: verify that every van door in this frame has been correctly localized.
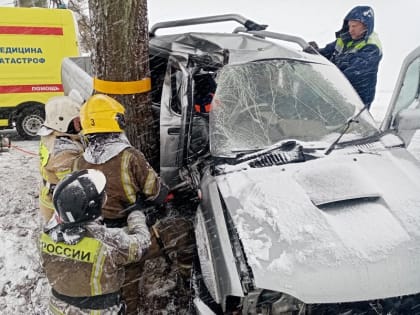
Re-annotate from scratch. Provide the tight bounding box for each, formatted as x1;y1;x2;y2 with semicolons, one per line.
381;46;420;151
159;57;191;187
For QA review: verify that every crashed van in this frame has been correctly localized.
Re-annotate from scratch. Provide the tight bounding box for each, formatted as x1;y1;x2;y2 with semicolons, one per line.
62;14;420;314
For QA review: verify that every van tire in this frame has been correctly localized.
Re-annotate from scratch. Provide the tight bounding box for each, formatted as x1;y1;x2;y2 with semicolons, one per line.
16;105;45;140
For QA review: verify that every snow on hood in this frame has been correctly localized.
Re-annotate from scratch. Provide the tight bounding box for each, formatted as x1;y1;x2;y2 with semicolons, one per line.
216;150;420;303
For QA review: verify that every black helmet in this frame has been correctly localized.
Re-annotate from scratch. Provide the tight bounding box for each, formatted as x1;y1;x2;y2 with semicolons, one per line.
53;169;107;225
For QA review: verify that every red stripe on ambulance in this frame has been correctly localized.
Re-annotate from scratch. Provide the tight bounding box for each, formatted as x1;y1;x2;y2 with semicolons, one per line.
0;84;63;93
0;26;63;36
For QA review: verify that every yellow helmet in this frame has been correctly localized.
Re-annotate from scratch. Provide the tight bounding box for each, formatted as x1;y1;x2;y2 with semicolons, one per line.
80;94;126;134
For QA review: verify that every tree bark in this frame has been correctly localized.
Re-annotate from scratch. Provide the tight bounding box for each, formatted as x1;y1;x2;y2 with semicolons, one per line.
88;0;158;167
16;0;47;7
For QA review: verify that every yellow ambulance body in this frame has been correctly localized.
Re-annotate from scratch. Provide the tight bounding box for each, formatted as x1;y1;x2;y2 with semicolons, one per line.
0;7;79;139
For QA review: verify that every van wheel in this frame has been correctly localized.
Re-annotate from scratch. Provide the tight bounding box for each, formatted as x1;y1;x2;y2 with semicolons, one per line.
16;106;45;139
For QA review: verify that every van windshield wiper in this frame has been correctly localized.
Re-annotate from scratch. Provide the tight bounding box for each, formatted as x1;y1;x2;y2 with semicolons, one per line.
232;140;305;166
324;106;367;155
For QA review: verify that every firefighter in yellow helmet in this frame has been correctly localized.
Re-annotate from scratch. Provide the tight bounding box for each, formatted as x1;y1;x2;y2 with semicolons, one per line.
74;94;195;314
40;169;151;315
74;94;176;314
38;92;84;223
75;94;168;221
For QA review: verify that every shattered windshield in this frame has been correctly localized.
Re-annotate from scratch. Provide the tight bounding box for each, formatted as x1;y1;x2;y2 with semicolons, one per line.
209;59;379;157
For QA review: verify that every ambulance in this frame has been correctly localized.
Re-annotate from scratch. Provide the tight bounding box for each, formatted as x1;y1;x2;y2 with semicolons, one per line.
0;7;79;139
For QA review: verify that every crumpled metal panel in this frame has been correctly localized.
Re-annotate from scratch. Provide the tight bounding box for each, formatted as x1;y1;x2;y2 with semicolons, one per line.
150;32;326;65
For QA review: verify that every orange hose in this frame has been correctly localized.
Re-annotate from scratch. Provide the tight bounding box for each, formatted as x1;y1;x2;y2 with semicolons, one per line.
11;145;38;157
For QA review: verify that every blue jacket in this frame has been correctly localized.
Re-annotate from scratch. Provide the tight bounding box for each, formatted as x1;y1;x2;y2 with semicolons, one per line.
319;6;382;108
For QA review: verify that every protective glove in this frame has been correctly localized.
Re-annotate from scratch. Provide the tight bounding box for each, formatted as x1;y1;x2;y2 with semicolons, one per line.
308;41;319;50
127;210;149;236
119;195;160;227
127;210;152;260
303;41;319;53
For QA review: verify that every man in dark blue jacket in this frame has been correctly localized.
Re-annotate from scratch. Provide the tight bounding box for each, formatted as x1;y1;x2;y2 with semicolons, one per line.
317;6;382;109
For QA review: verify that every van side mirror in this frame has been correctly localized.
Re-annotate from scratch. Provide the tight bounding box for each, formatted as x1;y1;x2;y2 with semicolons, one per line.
392;107;420;145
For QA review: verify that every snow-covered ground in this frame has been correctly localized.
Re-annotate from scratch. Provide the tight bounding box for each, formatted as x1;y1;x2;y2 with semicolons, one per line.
0;131;193;314
0;134;48;314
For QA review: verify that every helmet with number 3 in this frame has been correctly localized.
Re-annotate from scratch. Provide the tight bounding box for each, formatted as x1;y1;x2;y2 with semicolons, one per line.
80;94;126;134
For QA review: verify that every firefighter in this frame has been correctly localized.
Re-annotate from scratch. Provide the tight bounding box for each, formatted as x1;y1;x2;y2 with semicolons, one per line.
40;169;151;315
73;94;168;224
73;94;194;314
38;93;84;223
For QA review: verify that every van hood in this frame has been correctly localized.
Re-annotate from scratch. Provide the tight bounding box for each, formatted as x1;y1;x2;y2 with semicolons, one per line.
216;149;420;303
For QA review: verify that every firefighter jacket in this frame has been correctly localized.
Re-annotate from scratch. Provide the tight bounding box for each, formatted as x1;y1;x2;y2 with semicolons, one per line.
39;132;83;222
40;211;151;314
73;136;166;220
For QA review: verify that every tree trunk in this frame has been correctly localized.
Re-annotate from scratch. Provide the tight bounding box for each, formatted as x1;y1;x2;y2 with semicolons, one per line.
16;0;48;7
88;0;158;167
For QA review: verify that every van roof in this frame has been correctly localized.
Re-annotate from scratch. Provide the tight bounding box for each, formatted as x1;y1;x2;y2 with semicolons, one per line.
149;14;327;66
150;31;327;66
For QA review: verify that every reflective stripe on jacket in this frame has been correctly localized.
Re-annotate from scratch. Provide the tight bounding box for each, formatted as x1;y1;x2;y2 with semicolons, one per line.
334;32;382;55
73;147;163;220
38;132;83;221
40;221;150;298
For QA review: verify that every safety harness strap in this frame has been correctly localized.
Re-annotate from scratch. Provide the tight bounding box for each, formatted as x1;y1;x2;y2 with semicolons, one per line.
52;288;121;310
94;77;151;95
